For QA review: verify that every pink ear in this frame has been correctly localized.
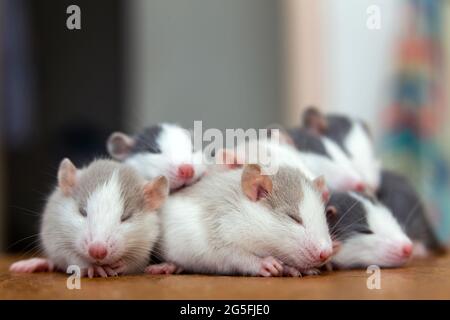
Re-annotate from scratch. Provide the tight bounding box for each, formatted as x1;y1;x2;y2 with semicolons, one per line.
107;132;135;161
313;175;329;203
215;148;243;169
241;164;273;202
58;158;77;196
143;176;169;211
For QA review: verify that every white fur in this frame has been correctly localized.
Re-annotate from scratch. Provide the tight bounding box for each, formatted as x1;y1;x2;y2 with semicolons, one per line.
331;193;412;268
126;123;207;190
343;122;381;190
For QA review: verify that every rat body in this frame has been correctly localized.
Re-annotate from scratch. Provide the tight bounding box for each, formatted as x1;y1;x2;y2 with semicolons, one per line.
377;170;446;256
147;164;332;277
107;123;206;191
326;191;413;269
10;159;169;277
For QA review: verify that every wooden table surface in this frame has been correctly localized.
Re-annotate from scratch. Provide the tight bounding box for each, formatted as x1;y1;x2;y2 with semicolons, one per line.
1;254;450;299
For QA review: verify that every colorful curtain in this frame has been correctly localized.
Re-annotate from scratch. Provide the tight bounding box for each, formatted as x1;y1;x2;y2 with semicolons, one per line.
382;0;450;242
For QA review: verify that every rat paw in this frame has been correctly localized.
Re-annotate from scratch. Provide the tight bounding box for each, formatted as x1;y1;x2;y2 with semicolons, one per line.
145;262;182;275
9;258;54;273
259;256;283;277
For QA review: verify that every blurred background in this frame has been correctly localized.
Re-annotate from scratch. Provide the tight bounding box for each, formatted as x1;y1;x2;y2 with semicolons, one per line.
0;0;449;253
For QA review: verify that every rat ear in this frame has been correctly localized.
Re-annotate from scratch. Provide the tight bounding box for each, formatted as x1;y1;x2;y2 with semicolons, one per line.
143;176;169;211
313;175;329;203
326;205;338;218
241;164;273;202
215;148;243;169
58;158;78;196
302;106;328;135
107;132;135;161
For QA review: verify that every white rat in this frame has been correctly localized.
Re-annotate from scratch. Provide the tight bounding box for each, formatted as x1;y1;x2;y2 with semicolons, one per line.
300;107;381;191
107;123;206;191
146;163;333;277
326;191;413;269
9;158;169;277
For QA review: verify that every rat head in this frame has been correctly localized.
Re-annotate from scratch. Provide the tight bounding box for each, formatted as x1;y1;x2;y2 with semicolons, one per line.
107;123;206;190
277;127;366;192
239;164;333;270
326;192;413;268
57;158;169;267
302;106;381;191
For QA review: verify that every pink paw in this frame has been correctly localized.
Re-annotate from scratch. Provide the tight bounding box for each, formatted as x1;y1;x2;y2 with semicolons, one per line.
259;256;283;277
9;258;54;273
301;268;321;276
86;260;126;278
145;262;182;275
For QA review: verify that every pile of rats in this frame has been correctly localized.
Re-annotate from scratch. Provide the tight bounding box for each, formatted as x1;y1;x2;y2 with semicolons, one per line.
9;107;446;278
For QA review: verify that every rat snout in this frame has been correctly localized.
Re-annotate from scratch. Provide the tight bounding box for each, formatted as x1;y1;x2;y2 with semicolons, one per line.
401;243;413;258
177;164;195;180
354;182;366;192
318;247;333;262
88;242;108;261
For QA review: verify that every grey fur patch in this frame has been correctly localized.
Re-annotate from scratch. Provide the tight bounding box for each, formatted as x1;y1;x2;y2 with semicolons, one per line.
287;128;330;158
322;115;352;155
131;125;163;154
72;159;145;220
327;192;372;241
377;170;443;251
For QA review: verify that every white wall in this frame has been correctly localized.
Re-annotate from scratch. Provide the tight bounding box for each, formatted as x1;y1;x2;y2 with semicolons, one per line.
323;0;404;136
126;0;282;132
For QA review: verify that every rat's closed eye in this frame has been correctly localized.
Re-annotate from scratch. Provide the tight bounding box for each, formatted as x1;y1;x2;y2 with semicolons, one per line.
79;208;87;217
290;215;303;225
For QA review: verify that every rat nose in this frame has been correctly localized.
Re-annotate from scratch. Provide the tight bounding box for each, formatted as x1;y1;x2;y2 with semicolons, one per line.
354;182;366;192
318;248;332;262
88;243;108;260
178;164;194;180
401;243;413;258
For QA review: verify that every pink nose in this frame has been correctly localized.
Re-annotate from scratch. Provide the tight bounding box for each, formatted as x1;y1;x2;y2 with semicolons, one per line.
178;164;194;180
354;182;366;192
88;243;108;260
402;243;413;258
319;249;332;262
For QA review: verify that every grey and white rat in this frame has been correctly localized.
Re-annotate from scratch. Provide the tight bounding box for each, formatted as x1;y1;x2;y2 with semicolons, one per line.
377;169;446;256
107;123;206;191
300;107;381;191
10;158;169;277
146;163;333;277
326;191;413;269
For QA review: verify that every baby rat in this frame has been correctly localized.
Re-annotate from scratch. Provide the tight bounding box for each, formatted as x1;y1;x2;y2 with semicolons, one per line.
301;107;381;191
326;191;413;269
377;169;446;256
146;163;333;277
107;123;206;191
10;158;169;277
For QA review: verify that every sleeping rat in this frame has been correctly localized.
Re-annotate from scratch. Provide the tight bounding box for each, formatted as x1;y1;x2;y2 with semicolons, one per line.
300;107;381;191
326;191;413;269
107;123;206;191
10;158;169;277
146;163;333;277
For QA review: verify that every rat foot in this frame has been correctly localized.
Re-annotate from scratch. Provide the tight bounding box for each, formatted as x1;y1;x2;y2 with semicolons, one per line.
9;258;54;273
259;256;283;277
86;261;126;278
145;262;182;275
